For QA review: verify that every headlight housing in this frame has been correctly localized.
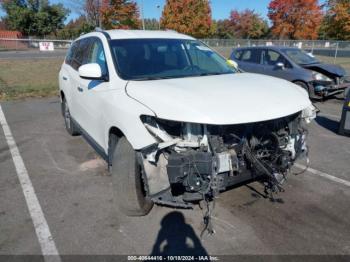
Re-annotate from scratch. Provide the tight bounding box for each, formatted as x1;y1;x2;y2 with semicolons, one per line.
301;104;317;123
140;115;183;141
312;71;332;82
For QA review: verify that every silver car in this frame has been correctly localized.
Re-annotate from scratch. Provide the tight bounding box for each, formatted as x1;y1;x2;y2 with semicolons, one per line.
230;46;349;99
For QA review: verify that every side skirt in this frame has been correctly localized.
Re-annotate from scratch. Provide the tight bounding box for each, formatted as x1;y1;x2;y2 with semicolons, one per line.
71;118;108;162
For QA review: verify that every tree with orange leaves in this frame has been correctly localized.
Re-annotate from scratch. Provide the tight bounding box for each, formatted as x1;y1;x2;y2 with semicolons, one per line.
229;9;269;39
321;0;350;40
100;0;141;29
160;0;213;38
268;0;323;40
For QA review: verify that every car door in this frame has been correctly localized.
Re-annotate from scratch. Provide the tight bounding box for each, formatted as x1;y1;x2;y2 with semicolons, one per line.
261;49;295;81
234;49;264;74
59;41;79;117
67;38;92;128
74;37;110;148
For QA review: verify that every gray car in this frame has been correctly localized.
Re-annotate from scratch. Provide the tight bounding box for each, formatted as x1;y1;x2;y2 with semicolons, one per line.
230;46;349;99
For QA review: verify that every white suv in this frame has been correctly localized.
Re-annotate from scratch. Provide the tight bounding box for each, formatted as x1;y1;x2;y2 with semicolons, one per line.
59;30;315;216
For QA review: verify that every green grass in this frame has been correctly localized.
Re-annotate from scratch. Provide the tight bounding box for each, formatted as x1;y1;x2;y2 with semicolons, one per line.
0;53;349;101
316;56;350;73
0;58;63;100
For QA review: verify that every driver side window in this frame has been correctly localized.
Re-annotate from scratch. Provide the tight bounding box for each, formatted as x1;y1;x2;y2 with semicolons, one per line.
263;50;291;68
87;38;108;76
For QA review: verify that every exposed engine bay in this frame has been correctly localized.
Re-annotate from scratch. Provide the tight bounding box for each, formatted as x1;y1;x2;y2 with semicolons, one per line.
139;110;315;209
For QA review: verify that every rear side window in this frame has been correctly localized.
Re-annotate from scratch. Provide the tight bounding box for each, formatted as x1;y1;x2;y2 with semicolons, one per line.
65;42;78;66
240;49;261;64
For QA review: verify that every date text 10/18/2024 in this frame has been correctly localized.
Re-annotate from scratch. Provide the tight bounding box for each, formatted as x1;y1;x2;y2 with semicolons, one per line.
127;256;220;261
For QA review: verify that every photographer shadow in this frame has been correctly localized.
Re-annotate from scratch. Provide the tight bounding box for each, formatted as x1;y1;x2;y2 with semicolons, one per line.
150;211;208;256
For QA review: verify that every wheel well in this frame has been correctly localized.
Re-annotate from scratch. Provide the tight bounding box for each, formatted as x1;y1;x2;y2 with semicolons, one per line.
109;126;124;139
60;90;65;102
292;80;307;85
292;80;315;98
292;80;311;91
108;127;124;169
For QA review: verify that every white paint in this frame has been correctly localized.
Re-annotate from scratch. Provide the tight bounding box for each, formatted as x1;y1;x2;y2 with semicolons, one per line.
75;30;194;43
78;63;102;79
39;42;54;51
0;105;61;261
127;73;312;125
295;163;350;187
61;29;314;152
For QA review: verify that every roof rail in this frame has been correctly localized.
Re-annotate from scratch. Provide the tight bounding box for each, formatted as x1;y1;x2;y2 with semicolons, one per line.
95;27;104;32
165;29;178;33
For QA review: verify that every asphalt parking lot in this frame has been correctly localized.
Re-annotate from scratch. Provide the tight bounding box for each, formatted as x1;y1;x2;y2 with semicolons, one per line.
0;97;349;260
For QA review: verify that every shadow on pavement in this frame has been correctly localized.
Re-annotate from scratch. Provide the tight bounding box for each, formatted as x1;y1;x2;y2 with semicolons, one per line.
150;211;208;256
315;116;339;134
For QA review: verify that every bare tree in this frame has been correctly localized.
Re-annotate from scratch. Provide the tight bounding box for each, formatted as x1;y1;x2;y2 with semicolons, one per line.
60;0;101;27
85;0;101;27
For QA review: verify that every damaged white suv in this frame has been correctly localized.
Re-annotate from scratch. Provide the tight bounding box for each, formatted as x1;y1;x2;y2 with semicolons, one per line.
59;30;316;216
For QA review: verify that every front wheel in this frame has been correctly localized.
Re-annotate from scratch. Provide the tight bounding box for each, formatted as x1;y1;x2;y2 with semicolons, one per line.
294;81;310;97
111;136;153;216
343;87;350;99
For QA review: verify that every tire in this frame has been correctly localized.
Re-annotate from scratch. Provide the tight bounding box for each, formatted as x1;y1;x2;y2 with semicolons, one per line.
344;87;350;99
61;98;80;136
111;136;153;216
294;81;310;96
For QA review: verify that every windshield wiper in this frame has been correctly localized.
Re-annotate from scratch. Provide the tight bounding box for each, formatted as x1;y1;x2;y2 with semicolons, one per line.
198;72;231;76
132;75;198;81
131;72;231;81
132;77;165;81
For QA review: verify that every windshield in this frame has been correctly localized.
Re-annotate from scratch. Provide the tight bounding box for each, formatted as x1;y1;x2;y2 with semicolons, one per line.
110;39;236;80
282;49;319;65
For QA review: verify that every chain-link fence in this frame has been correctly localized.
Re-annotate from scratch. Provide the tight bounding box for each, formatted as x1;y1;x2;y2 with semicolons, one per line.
201;39;350;62
1;37;349;63
0;38;72;51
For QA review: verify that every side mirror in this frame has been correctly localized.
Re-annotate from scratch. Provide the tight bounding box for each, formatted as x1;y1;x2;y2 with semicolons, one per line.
79;63;103;80
276;62;285;69
226;59;238;70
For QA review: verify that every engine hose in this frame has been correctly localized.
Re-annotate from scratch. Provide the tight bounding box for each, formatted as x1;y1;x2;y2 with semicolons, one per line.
292;145;310;176
243;140;283;191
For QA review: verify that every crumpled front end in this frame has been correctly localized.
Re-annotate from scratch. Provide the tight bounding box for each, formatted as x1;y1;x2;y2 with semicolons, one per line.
303;64;350;98
138;105;316;208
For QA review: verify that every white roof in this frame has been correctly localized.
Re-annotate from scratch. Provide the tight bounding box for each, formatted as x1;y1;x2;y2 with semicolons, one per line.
104;29;195;40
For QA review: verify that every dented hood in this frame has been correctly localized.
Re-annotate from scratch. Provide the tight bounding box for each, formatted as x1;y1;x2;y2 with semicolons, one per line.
302;63;346;77
126;73;312;125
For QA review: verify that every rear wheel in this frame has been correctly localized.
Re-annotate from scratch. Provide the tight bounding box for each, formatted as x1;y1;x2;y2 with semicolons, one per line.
111;136;153;216
61;98;80;136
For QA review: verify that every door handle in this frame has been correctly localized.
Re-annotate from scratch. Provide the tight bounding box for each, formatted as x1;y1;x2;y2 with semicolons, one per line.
77;86;83;92
62;76;68;81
